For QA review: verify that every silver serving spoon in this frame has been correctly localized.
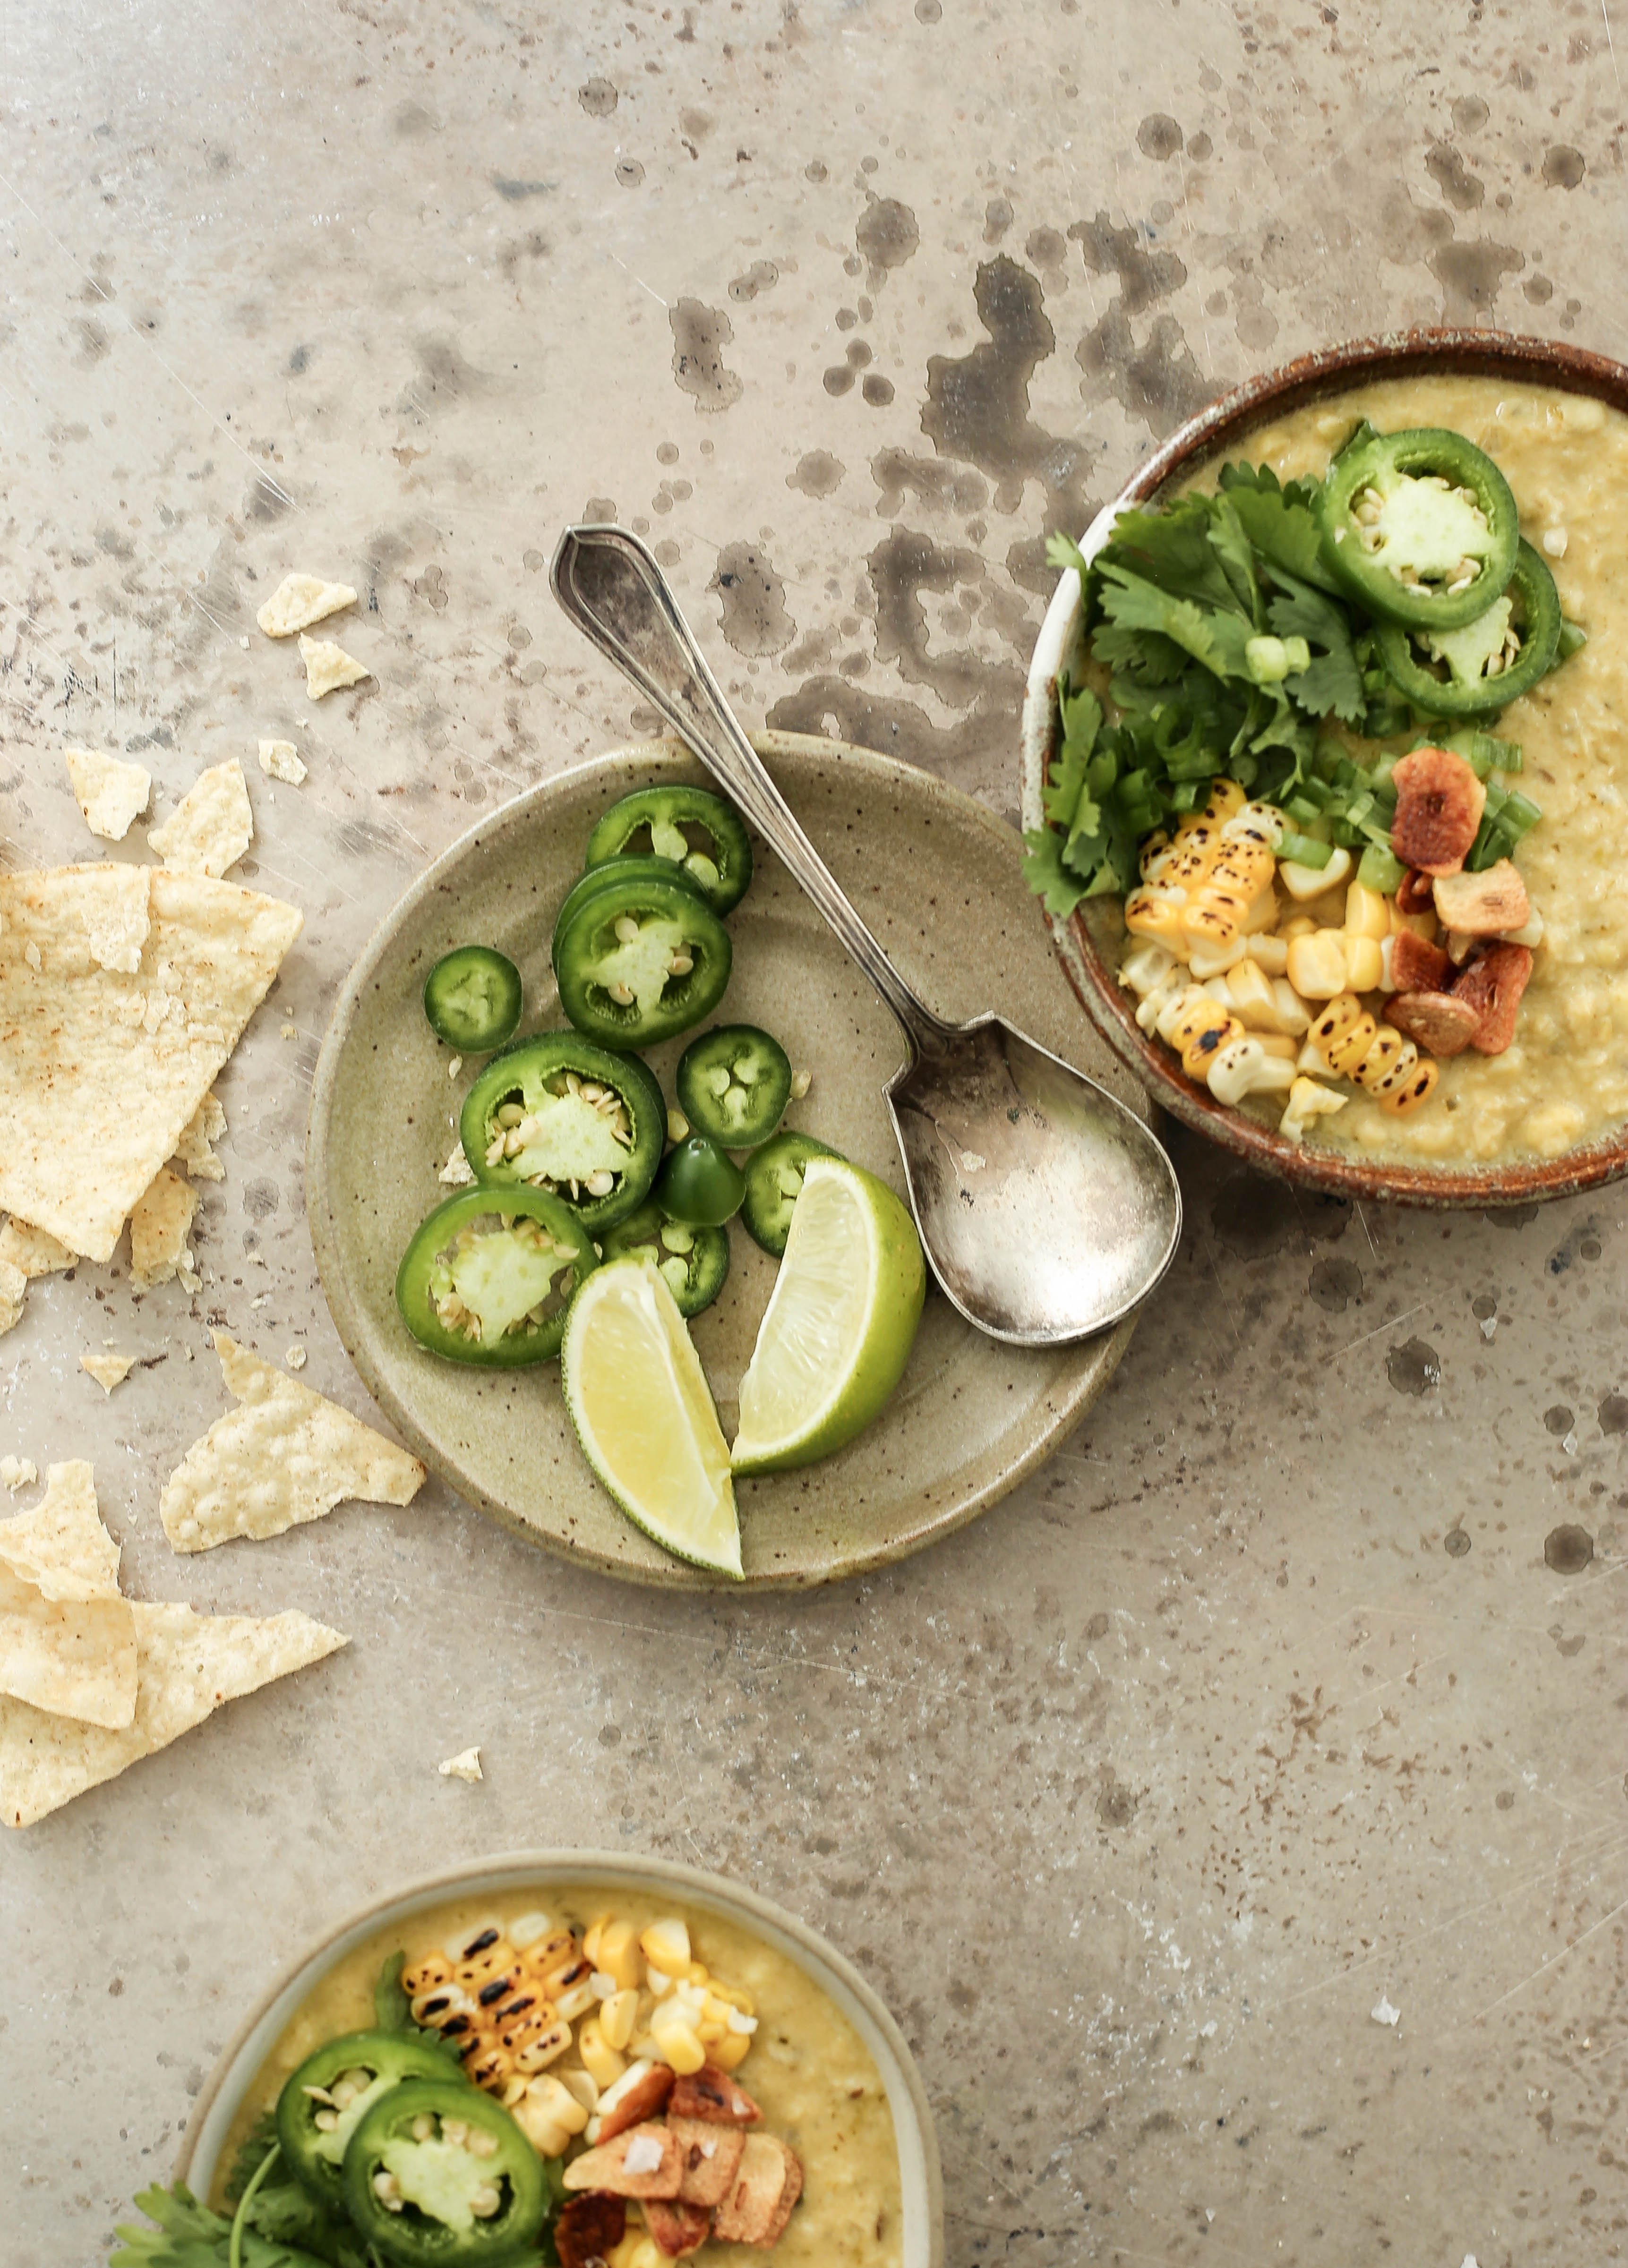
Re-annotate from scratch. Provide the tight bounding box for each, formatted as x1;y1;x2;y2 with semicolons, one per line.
550;525;1181;1345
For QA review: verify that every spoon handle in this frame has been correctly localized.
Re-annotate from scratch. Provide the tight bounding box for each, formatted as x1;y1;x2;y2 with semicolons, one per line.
550;524;953;1060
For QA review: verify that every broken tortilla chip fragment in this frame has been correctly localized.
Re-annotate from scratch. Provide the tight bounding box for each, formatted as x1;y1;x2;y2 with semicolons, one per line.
0;865;301;1262
0;1599;347;1827
0;1458;38;1492
257;573;356;639
159;1333;426;1552
0;1217;75;1341
79;861;153;975
64;748;152;843
148;759;254;880
80;1351;136;1394
129;1167;199;1291
299;633;370;699
0;1463;137;1730
257;739;307;785
173;1091;227;1181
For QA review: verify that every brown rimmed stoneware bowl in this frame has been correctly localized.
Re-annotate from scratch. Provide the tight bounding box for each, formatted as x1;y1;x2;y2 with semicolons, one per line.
173;1850;943;2267
1020;327;1628;1209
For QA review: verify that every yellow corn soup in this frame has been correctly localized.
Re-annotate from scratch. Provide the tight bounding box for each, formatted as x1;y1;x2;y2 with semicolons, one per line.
214;1885;903;2267
1176;373;1628;1165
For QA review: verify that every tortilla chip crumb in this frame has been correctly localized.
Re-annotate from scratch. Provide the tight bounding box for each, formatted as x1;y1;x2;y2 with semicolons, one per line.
159;1333;426;1552
173;1092;227;1182
439;1746;483;1782
0;1219;74;1281
65;749;152;843
299;634;370;699
437;1143;476;1188
257;739;307;786
257;574;357;639
284;1345;307;1371
80;1352;135;1394
148;759;254;880
281;1022;299;1040
130;1168;200;1292
177;1258;202;1295
0;1458;37;1491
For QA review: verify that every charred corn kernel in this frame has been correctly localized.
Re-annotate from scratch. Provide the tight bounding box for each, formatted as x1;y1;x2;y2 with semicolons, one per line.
1210;836;1276;895
1206;1036;1297;1107
1254;1033;1299;1060
1165;987;1236;1059
1343;933;1384;992
1173;814;1220;849
1200;777;1249;822
446;1921;505;1964
712;2030;753;2071
516;1929;576;1983
1187;934;1245;980
578;2016;627;2090
510;2020;572;2075
456;1939;517;1991
1309;993;1363;1051
1222;799;1285;849
509;1912;557;1952
1138;829;1174;880
403;1953;455;1999
594;1920;643;1993
580;1915;611;1967
598;1988;639;2052
1124;885;1189;945
1182;1015;1244;1079
1120;940;1180;995
1378;1057;1439;1114
1286;931;1351;999
1280;1076;1349;1143
1249;933;1289;977
1354;1026;1407;1088
1324;1011;1380;1078
553;1978;598;2023
463;2040;515;2091
411;1981;475;2030
495;1995;566;2057
1345;882;1391;940
1182;892;1253;953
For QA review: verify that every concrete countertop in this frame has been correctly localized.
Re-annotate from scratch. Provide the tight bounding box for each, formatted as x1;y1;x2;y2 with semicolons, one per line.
3;4;1622;2260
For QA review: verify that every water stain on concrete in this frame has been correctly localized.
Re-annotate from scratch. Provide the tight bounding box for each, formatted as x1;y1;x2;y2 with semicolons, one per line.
729;260;778;303
1071;212;1213;439
1097;1771;1139;1829
1136;114;1183;160
405;337;492;414
1209;1173;1348;1260
1542;145;1586;189
1548;1625;1587;1658
1386;1338;1440;1397
1430;239;1525;320
1308;1256;1363;1314
1444;1527;1471;1558
1425;144;1484;211
578;77;618;116
492;175;553;202
711;542;794;656
1598;1392;1628;1437
983;198;1013;246
871;448;988;519
670;300;743;411
1542;1404;1574;1438
1453;95;1490;134
857;195;919;288
921;257;1088;520
1543;1524;1593;1574
787;451;844;498
766;674;1009;783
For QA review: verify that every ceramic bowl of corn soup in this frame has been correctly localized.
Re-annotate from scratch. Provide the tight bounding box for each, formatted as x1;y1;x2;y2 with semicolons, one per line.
176;1852;941;2268
1021;330;1628;1206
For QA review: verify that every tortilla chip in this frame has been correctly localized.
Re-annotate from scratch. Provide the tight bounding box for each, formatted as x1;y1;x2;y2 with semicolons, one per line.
129;1167;199;1290
148;759;254;879
0;1458;37;1491
173;1091;227;1181
0;1600;347;1827
81;1351;136;1394
257;739;307;785
77;860;153;974
299;634;370;699
0;866;301;1261
0;1258;24;1337
0;1461;136;1727
65;748;152;843
0;1219;75;1279
159;1334;426;1552
439;1746;483;1782
257;573;356;639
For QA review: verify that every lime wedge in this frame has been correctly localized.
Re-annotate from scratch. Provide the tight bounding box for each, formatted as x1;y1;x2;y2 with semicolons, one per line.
731;1158;926;1475
560;1255;741;1577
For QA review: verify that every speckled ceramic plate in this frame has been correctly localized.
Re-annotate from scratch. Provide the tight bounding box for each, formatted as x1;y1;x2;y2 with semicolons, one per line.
173;1849;943;2268
308;732;1151;1590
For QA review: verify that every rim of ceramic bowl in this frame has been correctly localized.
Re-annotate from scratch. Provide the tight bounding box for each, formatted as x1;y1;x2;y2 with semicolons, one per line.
174;1849;944;2268
1020;325;1628;1208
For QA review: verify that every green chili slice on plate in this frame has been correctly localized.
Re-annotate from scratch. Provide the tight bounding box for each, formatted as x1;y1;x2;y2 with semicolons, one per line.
396;1187;598;1366
460;1035;665;1231
584;784;753;913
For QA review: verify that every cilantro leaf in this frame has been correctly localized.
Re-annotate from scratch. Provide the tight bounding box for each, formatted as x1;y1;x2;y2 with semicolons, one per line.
1267;569;1365;724
1095;562;1259;683
1045;530;1092;583
111;2184;332;2268
374;1949;412;2033
1098;495;1249;616
1204;495;1263;622
1223;482;1342;595
1021;825;1090;919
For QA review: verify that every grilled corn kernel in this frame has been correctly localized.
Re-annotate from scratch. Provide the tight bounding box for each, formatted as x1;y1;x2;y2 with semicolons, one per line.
510;2020;572;2075
1165;987;1234;1056
445;1921;505;1965
640;1917;691;1972
598;1988;639;2052
1209;836;1275;896
508;1912;556;1952
1344;881;1391;940
650;2017;707;2075
1309;992;1362;1049
578;2016;627;2091
1248;933;1289;977
1352;1026;1407;1089
1181;1015;1244;1080
711;2031;753;2071
1378;1058;1439;1114
464;2041;515;2091
1279;1076;1348;1143
1323;1012;1380;1078
517;1929;576;1984
1173;815;1220;851
1200;777;1249;822
1186;934;1245;981
1183;886;1253;950
553;1978;599;2024
1139;830;1175;881
1279;844;1353;901
1341;933;1383;992
1286;931;1351;1000
580;1915;612;1967
1124;886;1189;946
594;1920;644;1993
403;1953;455;1999
1206;1035;1296;1107
526;2073;590;2139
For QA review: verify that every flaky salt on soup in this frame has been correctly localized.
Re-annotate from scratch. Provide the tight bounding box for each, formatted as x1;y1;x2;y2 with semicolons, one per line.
1032;375;1628;1165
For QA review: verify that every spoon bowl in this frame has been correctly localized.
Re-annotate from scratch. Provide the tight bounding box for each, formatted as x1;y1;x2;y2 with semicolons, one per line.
551;525;1182;1345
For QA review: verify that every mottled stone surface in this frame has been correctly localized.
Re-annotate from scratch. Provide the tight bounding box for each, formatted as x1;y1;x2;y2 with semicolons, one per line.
2;4;1625;2262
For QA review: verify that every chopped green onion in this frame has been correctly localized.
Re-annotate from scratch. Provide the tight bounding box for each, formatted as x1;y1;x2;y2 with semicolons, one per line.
1278;832;1334;870
1557;618;1588;661
1357;843;1406;894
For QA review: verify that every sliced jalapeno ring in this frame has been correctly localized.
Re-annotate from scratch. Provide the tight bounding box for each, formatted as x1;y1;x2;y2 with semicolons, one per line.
460;1035;666;1231
1374;539;1561;721
675;1024;792;1150
600;1198;731;1317
422;947;523;1054
553;872;732;1050
654;1135;746;1228
1319;425;1521;631
276;2029;460;2213
585;784;753;914
341;2076;547;2268
396;1187;598;1366
740;1130;840;1258
550;854;709;965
